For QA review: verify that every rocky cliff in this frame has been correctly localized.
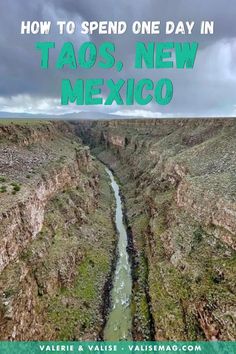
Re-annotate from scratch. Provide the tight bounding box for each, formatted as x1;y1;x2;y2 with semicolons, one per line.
76;118;236;341
0;121;116;340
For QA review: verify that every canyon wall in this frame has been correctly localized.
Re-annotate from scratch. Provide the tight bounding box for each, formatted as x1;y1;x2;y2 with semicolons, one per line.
76;118;236;341
0;121;116;340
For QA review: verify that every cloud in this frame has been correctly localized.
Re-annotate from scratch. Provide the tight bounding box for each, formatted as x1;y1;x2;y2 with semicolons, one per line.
113;110;164;118
0;95;81;115
0;94;121;116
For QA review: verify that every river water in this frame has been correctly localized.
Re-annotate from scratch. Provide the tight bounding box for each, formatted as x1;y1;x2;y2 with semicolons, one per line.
104;167;132;341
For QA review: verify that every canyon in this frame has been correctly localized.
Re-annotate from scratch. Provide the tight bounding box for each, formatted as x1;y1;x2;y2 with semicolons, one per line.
0;118;235;341
76;118;236;341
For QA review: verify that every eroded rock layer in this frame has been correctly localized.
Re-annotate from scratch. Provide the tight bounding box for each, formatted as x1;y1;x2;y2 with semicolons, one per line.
0;121;116;340
76;118;236;341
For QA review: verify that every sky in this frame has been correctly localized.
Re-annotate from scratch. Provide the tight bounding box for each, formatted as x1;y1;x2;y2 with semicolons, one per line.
0;0;236;118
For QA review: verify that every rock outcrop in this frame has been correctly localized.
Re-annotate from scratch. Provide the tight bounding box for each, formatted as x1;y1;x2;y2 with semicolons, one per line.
76;118;236;341
0;121;116;340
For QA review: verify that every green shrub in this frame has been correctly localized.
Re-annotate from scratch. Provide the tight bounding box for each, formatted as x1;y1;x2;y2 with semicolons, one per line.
11;182;21;192
193;227;204;243
0;186;7;193
4;288;15;298
0;176;6;183
14;185;21;192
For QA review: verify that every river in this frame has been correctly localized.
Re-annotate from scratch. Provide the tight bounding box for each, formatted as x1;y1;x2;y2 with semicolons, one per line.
103;167;132;341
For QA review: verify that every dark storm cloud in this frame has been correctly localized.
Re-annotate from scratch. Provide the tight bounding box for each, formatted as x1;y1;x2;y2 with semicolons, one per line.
0;0;236;116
